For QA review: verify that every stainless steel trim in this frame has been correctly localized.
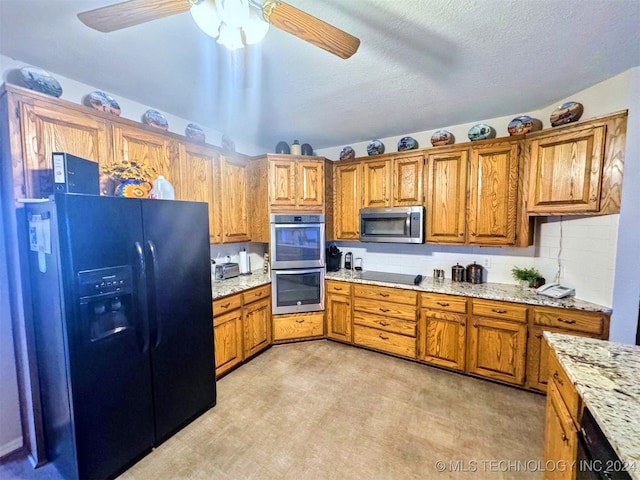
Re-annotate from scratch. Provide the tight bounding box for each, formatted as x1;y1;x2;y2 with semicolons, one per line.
271;268;325;315
270;213;325;224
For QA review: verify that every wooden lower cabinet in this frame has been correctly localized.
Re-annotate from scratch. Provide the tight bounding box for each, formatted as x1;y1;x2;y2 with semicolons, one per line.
273;312;324;341
326;282;352;342
544;379;578;480
213;309;244;377
212;285;271;377
467;306;527;386
418;293;467;371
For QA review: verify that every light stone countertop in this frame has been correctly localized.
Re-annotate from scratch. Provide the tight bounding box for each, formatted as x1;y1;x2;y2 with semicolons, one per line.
545;333;640;479
211;271;271;300
325;270;611;313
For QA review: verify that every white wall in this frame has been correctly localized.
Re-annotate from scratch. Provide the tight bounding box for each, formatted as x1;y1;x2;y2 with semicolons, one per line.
319;69;636;317
210;242;267;274
0;54;268;156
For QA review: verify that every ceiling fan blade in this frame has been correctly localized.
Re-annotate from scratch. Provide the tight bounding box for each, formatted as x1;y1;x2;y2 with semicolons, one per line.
78;0;191;33
260;1;360;59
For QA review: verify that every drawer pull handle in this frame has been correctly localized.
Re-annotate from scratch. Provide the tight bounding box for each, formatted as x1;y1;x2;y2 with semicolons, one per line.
221;302;230;308
379;334;389;340
379;293;390;298
491;309;507;314
557;317;576;325
378;321;390;327
296;319;305;324
379;308;390;313
335;287;343;291
437;302;450;307
256;292;263;297
553;371;564;386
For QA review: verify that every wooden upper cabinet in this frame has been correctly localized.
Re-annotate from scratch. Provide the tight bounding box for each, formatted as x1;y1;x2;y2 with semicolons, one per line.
334;162;362;240
426;148;468;244
363;158;391;208
19;100;110;198
270;159;296;208
268;157;324;210
111;124;181;196
527;123;605;214
220;155;250;243
393;154;424;205
468;140;519;245
178;142;220;242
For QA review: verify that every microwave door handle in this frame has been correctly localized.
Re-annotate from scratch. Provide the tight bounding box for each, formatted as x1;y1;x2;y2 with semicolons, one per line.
405;214;411;236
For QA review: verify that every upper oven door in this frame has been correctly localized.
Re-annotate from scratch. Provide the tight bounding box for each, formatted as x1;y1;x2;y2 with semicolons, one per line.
270;222;325;269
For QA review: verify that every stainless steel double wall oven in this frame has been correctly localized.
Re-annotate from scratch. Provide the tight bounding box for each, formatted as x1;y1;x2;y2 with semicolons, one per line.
270;214;325;315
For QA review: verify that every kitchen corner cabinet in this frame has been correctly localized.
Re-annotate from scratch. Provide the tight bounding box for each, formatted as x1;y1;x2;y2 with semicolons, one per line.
467;299;528;385
333;162;362;240
325;281;353;342
526;111;627;216
418;293;467;371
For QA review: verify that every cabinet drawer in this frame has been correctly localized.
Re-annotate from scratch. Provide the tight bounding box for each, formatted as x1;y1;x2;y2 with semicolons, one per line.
213;293;242;315
353;297;416;321
533;307;606;335
326;280;352;296
273;312;324;341
353;325;416;358
472;299;527;322
242;285;270;305
354;284;417;305
353;312;416;337
547;349;581;422
421;293;468;313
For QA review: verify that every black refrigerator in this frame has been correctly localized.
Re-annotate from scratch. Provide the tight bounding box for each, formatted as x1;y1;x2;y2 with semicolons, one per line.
26;193;216;480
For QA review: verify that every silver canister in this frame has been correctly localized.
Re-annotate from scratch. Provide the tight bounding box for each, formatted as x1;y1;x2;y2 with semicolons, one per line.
451;263;466;282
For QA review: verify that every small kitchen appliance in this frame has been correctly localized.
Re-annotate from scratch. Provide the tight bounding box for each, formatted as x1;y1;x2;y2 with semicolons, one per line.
215;262;240;280
326;245;342;272
344;252;353;270
359;206;424;244
48;152;99;197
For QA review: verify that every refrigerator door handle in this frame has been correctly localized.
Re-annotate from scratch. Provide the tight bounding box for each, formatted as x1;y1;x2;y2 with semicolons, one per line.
146;240;162;348
135;241;150;353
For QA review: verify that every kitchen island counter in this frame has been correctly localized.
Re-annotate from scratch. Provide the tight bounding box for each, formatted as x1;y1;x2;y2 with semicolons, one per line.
545;332;640;479
325;270;610;313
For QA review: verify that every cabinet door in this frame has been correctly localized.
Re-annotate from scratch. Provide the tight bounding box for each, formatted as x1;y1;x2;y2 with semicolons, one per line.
20;101;110;197
544;380;578;480
297;160;324;208
213;309;244;378
270;160;296;208
220;155;250;243
326;293;352;342
243;298;272;358
527;124;605;214
112;125;180;195
334;163;362;240
178;143;218;242
393;154;423;206
425;149;468;243
418;309;466;371
468;142;519;245
363;159;391;208
467;316;527;385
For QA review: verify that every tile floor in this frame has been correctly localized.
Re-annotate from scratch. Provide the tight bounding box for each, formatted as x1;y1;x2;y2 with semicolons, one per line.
0;340;546;479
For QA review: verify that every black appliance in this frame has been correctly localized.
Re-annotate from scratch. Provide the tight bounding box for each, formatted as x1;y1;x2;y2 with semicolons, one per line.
326;245;342;272
577;407;631;480
26;194;216;480
49;152;99;196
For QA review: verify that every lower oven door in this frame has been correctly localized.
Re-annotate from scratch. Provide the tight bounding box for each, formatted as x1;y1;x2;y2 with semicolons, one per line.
271;268;325;315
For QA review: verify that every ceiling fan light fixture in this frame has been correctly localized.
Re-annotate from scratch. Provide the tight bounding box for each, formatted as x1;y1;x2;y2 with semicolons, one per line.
217;23;245;50
242;10;269;45
215;0;250;29
190;0;221;38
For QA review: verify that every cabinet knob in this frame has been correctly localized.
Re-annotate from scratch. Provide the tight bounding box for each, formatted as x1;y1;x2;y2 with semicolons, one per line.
460;321;466;327
553;371;564;386
471;232;477;236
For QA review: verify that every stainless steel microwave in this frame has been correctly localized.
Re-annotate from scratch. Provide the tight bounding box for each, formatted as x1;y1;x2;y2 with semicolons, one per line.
359;206;424;244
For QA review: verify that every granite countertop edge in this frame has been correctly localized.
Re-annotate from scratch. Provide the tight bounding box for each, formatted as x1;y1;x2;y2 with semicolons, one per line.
545;332;640;479
325;270;611;313
211;271;271;300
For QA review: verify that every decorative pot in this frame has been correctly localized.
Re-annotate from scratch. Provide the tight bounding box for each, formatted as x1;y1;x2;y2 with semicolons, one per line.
114;179;152;198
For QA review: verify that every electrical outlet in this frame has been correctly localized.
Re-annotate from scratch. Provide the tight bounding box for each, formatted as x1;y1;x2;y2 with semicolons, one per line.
482;257;491;269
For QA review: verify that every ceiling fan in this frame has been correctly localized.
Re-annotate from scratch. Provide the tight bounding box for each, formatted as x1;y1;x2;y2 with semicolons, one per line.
77;0;360;59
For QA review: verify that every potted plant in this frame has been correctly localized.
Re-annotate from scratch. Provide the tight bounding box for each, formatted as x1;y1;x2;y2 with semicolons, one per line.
511;266;543;288
102;160;157;198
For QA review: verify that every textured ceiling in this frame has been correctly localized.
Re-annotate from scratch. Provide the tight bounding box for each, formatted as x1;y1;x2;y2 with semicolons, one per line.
1;0;639;152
